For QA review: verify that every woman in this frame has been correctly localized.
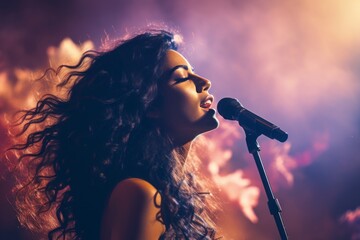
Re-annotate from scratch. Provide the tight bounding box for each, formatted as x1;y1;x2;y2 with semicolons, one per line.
10;30;220;239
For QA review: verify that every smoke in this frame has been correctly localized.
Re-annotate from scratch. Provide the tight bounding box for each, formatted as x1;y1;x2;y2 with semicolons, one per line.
193;120;261;223
178;1;360;238
1;0;360;239
0;38;94;159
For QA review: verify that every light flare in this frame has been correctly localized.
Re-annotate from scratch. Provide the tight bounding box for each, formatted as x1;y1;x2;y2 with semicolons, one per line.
341;207;360;239
341;207;360;223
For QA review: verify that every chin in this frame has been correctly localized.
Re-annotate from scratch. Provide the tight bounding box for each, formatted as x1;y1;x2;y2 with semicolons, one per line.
200;108;219;133
172;109;220;145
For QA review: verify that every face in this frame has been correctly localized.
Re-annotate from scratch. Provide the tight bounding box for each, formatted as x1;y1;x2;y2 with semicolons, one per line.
157;50;219;145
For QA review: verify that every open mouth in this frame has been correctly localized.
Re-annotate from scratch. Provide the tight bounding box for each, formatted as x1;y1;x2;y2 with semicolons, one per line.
200;95;214;109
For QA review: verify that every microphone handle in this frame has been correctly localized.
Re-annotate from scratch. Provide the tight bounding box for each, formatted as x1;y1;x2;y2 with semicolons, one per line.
238;108;288;142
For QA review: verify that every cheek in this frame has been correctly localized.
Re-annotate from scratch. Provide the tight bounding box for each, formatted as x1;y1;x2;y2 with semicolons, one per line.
161;85;201;125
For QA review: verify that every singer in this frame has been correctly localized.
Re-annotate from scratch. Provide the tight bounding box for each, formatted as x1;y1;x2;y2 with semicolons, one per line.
9;30;220;239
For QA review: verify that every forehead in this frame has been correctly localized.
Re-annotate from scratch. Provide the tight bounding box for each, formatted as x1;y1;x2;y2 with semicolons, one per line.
162;50;192;70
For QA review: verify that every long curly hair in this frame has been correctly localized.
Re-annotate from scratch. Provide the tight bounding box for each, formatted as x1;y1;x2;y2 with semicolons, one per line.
8;30;219;239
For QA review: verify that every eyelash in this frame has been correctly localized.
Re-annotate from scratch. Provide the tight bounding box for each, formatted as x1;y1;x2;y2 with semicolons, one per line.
175;77;190;82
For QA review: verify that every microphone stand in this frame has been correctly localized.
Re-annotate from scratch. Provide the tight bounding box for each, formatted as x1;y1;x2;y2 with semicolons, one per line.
244;129;288;240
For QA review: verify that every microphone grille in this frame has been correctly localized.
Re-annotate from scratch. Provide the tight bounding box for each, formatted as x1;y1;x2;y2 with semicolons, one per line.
217;97;243;120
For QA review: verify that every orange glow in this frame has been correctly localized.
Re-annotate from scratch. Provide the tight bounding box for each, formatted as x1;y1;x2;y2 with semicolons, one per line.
193;121;261;223
0;38;94;135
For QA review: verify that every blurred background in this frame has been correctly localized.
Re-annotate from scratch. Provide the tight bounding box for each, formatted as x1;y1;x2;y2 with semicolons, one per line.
1;0;360;239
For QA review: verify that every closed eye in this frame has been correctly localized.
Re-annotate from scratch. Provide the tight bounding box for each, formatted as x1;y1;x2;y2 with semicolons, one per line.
167;64;195;84
174;76;190;83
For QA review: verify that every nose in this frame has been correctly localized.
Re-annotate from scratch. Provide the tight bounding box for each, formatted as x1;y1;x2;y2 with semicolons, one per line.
195;75;211;93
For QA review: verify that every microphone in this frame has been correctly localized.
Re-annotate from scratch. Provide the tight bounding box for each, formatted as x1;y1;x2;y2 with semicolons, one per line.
217;98;288;142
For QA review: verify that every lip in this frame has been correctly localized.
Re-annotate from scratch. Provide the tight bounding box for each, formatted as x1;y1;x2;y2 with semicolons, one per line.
200;94;214;109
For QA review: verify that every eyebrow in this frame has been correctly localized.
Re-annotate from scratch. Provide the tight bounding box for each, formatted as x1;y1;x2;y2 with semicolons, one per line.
168;64;195;75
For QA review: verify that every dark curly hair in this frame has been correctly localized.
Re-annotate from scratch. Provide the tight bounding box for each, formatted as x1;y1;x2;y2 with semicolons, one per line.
8;30;220;239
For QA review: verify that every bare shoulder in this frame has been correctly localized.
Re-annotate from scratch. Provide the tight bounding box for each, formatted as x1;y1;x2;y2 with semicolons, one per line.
111;178;160;203
101;178;164;240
